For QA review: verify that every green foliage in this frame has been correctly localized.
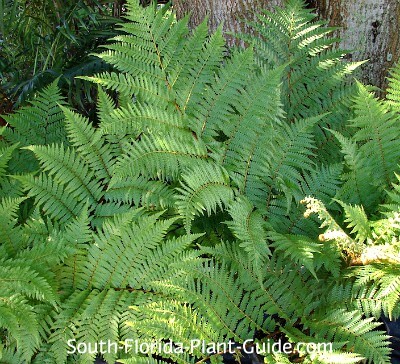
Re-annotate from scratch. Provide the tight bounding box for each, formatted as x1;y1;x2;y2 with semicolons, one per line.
0;1;399;364
333;82;400;211
239;0;362;163
0;0;121;110
1;81;68;174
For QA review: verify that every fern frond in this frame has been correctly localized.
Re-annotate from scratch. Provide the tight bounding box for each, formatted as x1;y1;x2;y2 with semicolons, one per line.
0;263;55;303
301;197;362;257
15;173;82;224
0;198;64;361
0;143;18;181
241;0;359;162
300;164;343;207
339;201;372;243
174;26;226;112
386;61;400;110
267;231;324;279
0;295;41;361
113;133;208;182
307;309;391;364
82;72;171;106
1;81;67;174
384;173;400;213
167;18;208;88
350;264;400;320
175;163;234;232
149;259;268;340
58;208;93;292
78;212;197;290
247;117;317;214
105;176;175;209
349;82;400;189
62;107;115;183
106;2;187;79
129;300;219;360
226;196;271;270
25;144;104;210
331;130;380;210
99;102;191;139
189;48;254;139
220;66;284;193
2;80;67;148
0;197;26;255
48;288;141;364
1;1;396;362
96;87;117;124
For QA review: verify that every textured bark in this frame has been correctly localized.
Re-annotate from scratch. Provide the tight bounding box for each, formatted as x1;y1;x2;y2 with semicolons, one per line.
314;0;400;90
173;0;400;90
173;0;284;45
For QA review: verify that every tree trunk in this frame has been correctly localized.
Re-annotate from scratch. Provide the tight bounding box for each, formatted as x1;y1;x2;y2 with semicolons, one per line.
314;0;400;90
173;0;284;45
173;0;400;90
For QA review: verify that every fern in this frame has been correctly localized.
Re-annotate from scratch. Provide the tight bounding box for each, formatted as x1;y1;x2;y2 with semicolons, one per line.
240;0;361;163
226;196;271;271
386;61;400;109
129;241;391;364
333;83;400;212
0;147;68;360
113;133;209;182
246;116;318;216
349;83;400;187
1;81;67;174
0;1;398;363
175;163;234;232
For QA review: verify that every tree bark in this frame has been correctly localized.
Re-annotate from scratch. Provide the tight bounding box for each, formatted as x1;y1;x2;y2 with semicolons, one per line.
173;0;284;45
314;0;400;90
173;0;400;90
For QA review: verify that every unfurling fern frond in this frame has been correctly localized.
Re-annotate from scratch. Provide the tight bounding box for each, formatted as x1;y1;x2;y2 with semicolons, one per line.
301;196;400;320
301;197;362;258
